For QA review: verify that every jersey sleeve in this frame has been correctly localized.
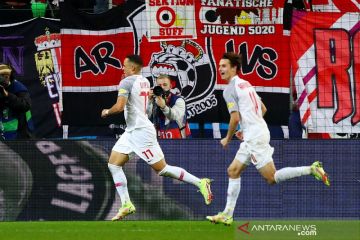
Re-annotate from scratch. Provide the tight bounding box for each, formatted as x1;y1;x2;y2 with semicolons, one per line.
223;87;239;113
118;77;135;98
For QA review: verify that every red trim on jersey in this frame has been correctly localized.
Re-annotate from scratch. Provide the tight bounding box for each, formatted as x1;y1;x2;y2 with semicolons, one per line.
179;170;185;181
251;154;258;164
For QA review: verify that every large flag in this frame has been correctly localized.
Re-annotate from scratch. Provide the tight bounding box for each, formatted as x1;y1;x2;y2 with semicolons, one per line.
62;1;290;126
60;2;141;125
291;11;360;133
0;18;62;138
138;1;290;124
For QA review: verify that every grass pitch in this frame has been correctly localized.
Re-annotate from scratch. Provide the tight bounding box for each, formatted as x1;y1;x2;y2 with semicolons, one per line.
0;220;358;240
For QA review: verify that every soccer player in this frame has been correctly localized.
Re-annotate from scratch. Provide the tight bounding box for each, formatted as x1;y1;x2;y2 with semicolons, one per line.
101;55;213;221
206;52;330;226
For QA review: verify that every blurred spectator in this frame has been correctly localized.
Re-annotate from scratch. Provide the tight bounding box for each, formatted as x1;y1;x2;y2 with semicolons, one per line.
0;63;34;139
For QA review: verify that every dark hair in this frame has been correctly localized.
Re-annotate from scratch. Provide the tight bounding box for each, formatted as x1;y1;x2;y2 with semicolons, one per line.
222;52;242;72
126;54;143;67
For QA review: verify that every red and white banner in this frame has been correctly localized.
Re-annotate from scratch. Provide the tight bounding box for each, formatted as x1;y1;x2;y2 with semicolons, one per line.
145;0;197;42
309;0;360;12
61;29;133;91
60;3;136;125
291;11;360;133
137;1;291;124
196;1;290;89
61;1;290;126
193;1;290;124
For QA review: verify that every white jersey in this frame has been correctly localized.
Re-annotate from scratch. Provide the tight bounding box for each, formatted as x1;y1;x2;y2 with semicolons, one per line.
223;76;269;141
118;74;154;132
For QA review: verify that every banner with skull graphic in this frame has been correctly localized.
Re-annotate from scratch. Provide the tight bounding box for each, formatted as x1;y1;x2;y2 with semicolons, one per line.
60;0;290;127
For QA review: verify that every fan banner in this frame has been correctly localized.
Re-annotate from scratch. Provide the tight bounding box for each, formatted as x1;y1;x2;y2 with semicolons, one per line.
194;0;290;124
61;0;289;126
291;11;360;133
145;0;197;42
60;2;137;125
139;0;290;124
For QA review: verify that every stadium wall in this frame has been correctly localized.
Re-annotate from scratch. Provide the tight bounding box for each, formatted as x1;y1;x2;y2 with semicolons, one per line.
0;139;358;221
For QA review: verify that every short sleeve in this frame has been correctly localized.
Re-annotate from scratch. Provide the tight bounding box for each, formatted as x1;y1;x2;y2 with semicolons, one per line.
223;88;239;114
118;77;135;98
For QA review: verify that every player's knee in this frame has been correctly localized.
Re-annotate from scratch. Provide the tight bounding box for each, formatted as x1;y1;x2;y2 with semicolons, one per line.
158;165;169;176
227;166;240;178
266;176;276;185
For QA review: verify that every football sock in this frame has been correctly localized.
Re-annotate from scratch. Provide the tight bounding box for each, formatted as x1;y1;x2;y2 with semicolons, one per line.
158;164;201;186
274;166;311;183
223;177;241;217
108;163;130;205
